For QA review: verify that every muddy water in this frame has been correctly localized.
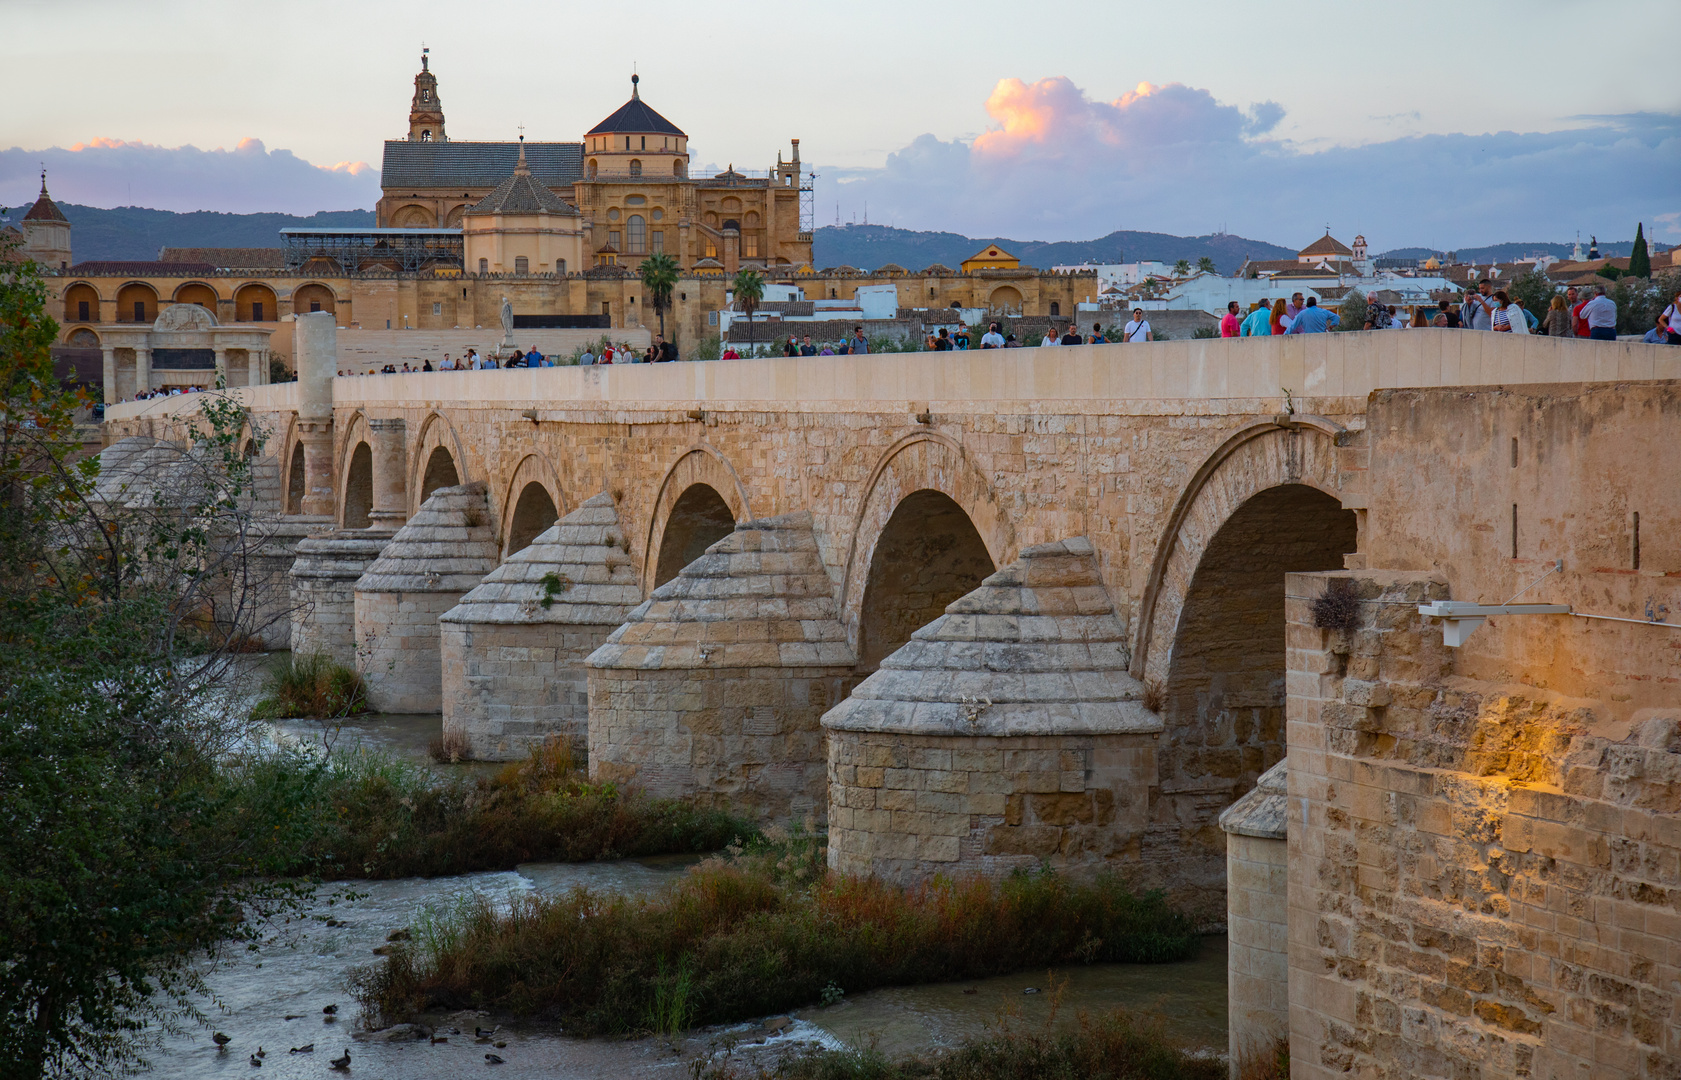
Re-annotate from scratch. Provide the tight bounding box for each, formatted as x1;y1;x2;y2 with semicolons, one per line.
146;857;1226;1078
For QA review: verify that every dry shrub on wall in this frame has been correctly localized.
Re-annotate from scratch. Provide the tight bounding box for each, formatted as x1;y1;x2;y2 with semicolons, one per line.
1310;580;1361;631
1235;1037;1290;1080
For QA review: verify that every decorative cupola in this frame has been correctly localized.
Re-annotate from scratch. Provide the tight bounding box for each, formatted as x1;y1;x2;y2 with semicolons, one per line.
407;47;446;143
20;170;72;270
582;74;688;180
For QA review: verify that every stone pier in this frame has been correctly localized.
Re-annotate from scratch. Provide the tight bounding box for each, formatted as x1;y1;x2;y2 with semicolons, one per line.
440;492;640;760
289;530;394;665
1219;758;1288;1077
353;483;499;713
823;538;1162;882
585;512;856;823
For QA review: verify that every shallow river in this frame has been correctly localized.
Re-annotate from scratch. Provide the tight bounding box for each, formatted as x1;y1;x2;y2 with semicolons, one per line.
148;855;1226;1079
158;707;1227;1076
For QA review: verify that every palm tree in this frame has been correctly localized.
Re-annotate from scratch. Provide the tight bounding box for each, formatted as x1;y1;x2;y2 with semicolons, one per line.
638;252;680;340
1173;259;1192;278
732;269;765;348
1196;256;1217;275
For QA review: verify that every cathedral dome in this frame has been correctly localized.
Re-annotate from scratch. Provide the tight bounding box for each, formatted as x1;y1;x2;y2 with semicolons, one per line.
586;74;685;137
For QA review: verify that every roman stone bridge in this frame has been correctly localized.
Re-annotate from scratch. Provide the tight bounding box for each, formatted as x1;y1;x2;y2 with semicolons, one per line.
104;323;1681;1076
103;319;1680;890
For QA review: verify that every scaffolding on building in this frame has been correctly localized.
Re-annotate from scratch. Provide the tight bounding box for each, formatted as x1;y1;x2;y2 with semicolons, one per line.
799;171;816;241
280;228;464;273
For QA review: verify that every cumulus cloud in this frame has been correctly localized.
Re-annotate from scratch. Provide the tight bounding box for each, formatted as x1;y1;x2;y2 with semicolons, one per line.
824;77;1681;247
1;137;379;214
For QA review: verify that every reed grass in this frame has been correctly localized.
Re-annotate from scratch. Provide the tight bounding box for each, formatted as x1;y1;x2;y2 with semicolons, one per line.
355;832;1201;1036
248;652;368;720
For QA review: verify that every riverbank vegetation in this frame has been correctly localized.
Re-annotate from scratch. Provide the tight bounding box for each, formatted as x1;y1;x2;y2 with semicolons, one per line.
249;651;369;720
355;830;1200;1036
246;737;751;879
702;1007;1224;1080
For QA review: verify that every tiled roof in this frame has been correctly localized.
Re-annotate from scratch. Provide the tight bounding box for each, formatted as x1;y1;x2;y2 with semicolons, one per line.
69;261;215;275
586;80;685;137
23;179;68;223
381;140;582;190
1299;233;1352;257
158;247;287;269
463;144;579;217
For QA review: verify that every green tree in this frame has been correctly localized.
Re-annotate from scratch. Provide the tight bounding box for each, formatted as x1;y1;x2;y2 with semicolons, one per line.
1196;256;1217;275
0;236;313;1077
637;252;680;342
731;269;765;348
1337;289;1368;331
1508;269;1560;326
1172;259;1192;278
1629;222;1650;279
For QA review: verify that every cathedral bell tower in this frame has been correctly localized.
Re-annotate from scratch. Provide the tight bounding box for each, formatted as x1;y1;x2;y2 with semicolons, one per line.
408;48;446;143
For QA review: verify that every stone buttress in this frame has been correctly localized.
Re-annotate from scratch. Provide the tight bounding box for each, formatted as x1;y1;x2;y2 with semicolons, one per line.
353;483;499;712
585;512;856;824
1219;758;1288;1077
439;493;641;760
822;537;1162;883
291;530;395;665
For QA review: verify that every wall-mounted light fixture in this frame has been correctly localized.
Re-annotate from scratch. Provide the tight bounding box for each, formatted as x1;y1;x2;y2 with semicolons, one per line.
1417;600;1570;647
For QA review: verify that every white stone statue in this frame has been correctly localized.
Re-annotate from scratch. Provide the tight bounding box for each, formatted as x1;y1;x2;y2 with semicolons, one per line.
499;295;514;347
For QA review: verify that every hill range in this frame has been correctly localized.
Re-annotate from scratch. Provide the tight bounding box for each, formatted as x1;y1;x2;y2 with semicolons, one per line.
1;202;1660;275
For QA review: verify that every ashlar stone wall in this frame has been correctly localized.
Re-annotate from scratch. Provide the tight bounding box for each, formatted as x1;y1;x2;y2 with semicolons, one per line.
1286;570;1681;1080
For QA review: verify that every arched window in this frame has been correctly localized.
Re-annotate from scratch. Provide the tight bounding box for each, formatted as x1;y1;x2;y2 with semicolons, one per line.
514;256;529;275
674;160;685;178
625;136;631;150
626;215;646;253
640;136;646;150
1049;301;1060;316
420;130;432;142
629;159;642;177
556;259;567;274
478;258;488;274
421;88;431;102
587;158;598;178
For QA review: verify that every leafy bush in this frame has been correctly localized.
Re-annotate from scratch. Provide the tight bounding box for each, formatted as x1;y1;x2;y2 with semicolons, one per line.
356;833;1201;1035
249;651;368;720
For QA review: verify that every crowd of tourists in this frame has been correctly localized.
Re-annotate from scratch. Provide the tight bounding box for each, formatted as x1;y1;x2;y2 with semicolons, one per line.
337;336;681;376
120;385;207;402
1209;283;1681;343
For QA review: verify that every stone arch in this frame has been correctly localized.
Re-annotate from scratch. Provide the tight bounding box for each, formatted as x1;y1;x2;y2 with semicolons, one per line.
336;411;374;528
1133;421;1356;904
857;489;997;671
838;432;1015;656
499;453;568;557
409;412;471;512
63;282;101;323
235;282;278;322
173;281;219;309
392;204;436;227
988;284;1023;313
1133;419;1350;685
285;439;305;515
642;446;752;595
66;328;100;347
292;282;337;315
116;281;159;324
444;204;466;227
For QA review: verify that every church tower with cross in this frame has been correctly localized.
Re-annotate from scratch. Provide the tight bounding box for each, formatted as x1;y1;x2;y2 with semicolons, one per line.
408;47;446;143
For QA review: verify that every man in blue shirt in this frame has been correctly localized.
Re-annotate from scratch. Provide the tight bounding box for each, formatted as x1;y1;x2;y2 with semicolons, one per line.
1287;296;1340;334
1240;300;1272;337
